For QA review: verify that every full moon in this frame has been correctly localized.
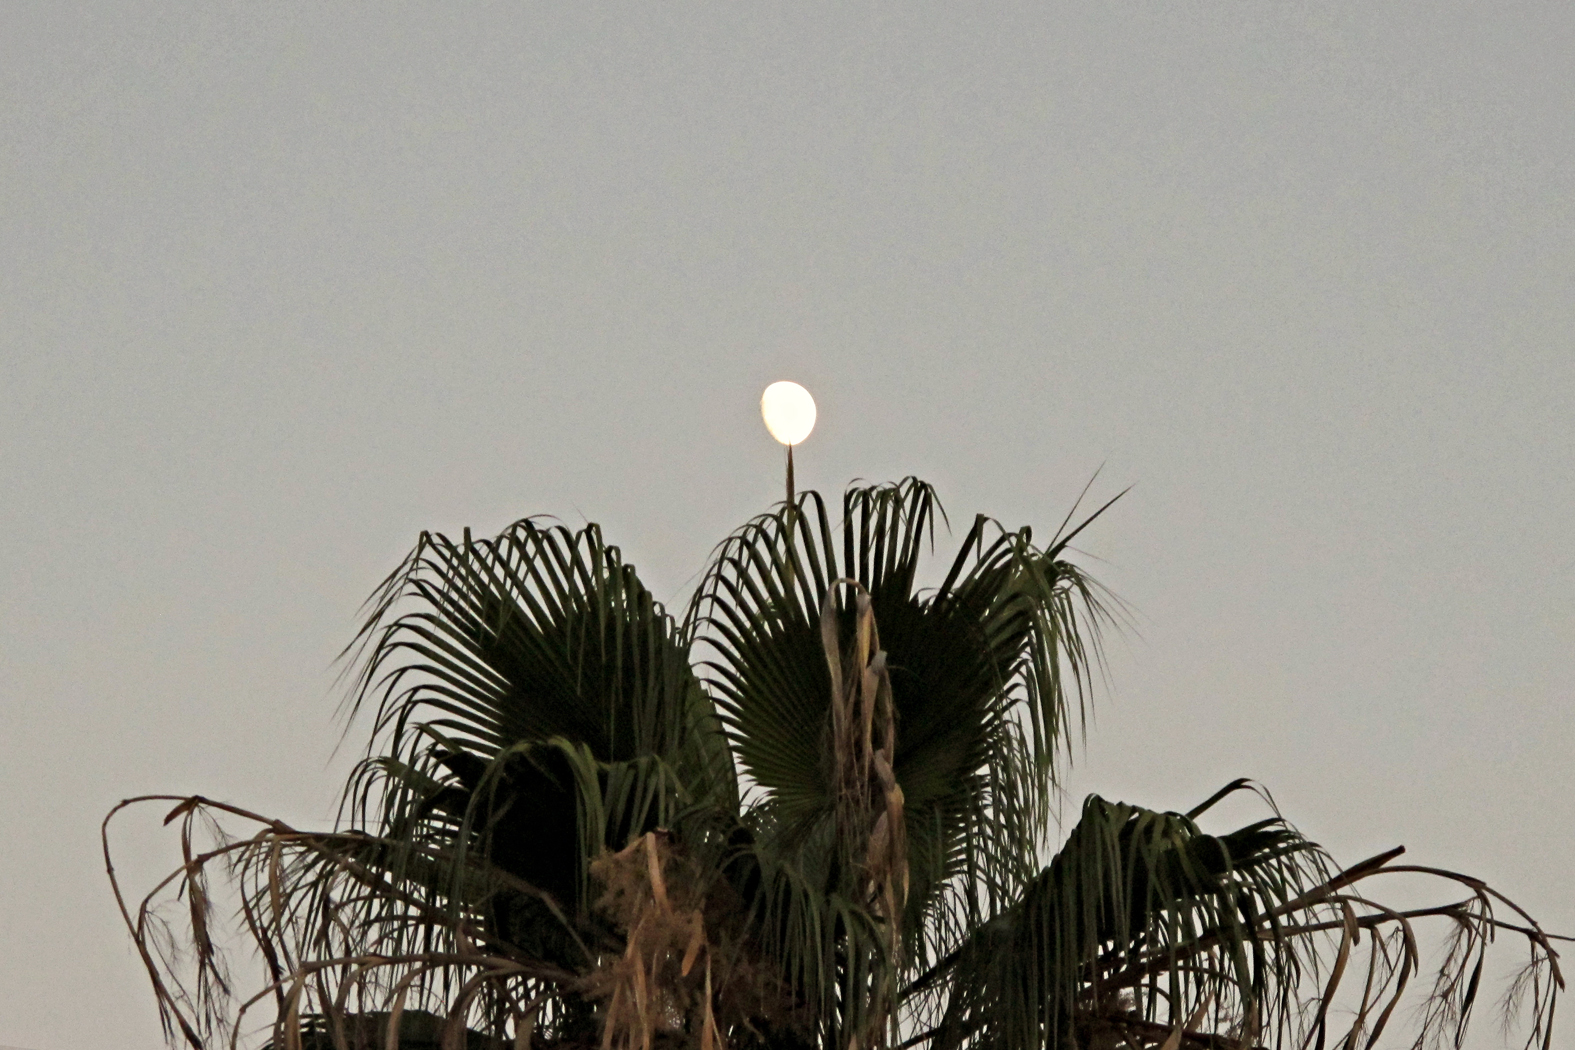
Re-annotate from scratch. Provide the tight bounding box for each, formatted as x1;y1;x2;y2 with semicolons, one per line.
760;381;817;446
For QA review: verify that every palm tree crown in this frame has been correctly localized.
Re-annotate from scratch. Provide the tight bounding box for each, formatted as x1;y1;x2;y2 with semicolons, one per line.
109;479;1564;1050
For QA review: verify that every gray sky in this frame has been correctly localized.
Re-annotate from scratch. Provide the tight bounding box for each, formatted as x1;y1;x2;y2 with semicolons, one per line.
2;5;1571;1047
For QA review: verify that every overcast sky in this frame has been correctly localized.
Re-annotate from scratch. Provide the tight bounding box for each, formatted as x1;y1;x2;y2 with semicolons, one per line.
2;5;1572;1048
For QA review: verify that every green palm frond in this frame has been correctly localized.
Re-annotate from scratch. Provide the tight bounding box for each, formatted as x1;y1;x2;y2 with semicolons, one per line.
692;479;1121;949
308;518;746;1025
910;782;1566;1050
337;518;735;900
344;518;728;774
916;788;1325;1050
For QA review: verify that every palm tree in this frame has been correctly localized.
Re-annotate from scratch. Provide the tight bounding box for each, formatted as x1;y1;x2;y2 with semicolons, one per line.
108;479;1564;1050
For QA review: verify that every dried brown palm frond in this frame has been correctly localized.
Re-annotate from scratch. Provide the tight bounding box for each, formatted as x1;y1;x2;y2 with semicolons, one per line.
583;830;808;1050
105;794;579;1050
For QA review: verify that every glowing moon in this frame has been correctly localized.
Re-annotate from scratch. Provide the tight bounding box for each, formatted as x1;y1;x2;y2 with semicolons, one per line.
760;381;817;446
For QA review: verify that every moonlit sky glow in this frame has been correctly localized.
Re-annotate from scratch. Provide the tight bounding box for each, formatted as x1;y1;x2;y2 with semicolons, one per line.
2;6;1572;1048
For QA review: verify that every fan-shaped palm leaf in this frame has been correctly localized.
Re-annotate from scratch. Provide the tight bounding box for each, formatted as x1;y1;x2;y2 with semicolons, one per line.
341;519;735;914
691;479;1121;950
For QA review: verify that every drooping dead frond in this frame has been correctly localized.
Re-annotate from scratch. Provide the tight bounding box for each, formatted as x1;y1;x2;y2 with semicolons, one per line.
582;830;798;1050
819;579;908;1050
586;832;719;1050
105;795;579;1050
